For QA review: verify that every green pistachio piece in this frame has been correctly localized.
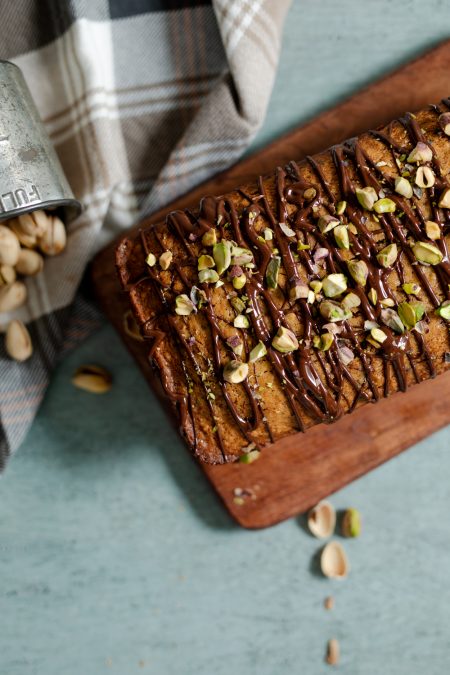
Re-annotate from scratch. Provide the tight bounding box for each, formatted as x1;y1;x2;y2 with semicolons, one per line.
272;326;299;353
379;297;395;308
400;301;419;329
303;187;317;201
380;308;404;333
175;294;195;316
198;268;220;284
412;241;443;265
376;243;398;268
310;280;323;294
198;254;215;270
213;241;231;275
394;176;413;198
263;228;273;241
318;214;340;233
231;297;246;313
425;221;441;240
266;256;281;289
233;274;247;290
336;200;347;215
249;340;267;362
297;242;311;251
239;449;261;464
374;198;396;214
319;332;334;351
334;224;350;250
402;282;421;296
370;327;387;344
347;259;369;286
342;508;361;538
438;187;450;208
436;300;450;320
307;290;316;304
159;251;173;270
368;288;377;305
355;186;377;211
407;141;433;163
146;253;156;267
234;314;249;329
322;273;348;298
319;300;352;323
230;245;253;266
201;229;217;246
223;360;249;384
342;292;361;311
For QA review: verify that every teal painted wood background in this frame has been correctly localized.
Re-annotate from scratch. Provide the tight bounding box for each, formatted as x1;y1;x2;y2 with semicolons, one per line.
1;2;450;673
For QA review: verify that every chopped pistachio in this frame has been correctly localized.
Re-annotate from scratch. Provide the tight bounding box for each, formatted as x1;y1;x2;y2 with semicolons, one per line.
223;360;249;384
438;112;450;136
297;242;310;251
272;326;299;353
436;301;450;321
373;198;396;214
175;294;195;316
234;314;249;329
347;259;369;286
310;280;323;294
198;254;215;270
348;223;358;235
394;176;413;198
379;297;395;308
266;256;281;289
318;214;340;233
342;291;361;311
322;273;347;298
336;200;347;215
303;187;317;201
376;243;398;268
215;280;224;288
231;297;246;313
341;508;361;537
415;166;435;188
319;300;352;323
407;141;433;163
402;282;421;296
367;336;382;348
145;252;156;267
159;251;172;270
307;290;315;304
213;241;231;275
232;273;246;290
380;308;404;333
279;222;295;238
334;224;350;250
239;449;261;464
371;327;387;344
249;340;267;362
198;268;220;284
263;227;273;241
202;229;217;246
425;220;441;240
317;332;334;351
289;281;309;300
368;288;377;305
355;186;377;210
398;301;419;329
438;187;450;208
412;241;443;265
230;245;253;266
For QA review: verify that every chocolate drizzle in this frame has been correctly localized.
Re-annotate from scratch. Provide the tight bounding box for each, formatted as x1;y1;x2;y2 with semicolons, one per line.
125;101;450;461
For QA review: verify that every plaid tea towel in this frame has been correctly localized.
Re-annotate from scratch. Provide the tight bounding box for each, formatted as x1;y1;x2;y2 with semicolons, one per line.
0;0;292;471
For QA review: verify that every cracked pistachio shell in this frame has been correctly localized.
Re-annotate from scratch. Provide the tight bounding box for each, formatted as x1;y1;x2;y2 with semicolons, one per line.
272;326;299;353
198;254;215;270
5;319;33;362
318;214;340;233
322;273;347;298
436;301;450;320
320;541;349;579
347;259;368;286
198;268;219;284
213;241;231;275
0;281;27;313
376;243;398;268
407;141;433;163
412;241;443;265
201;229;217;246
438;187;450;208
175;294;195;315
266;256;281;289
355;186;377;211
38;215;66;256
249;340;267;363
341;508;361;538
307;500;336;538
0;225;20;266
394;176;413;198
223;360;249;384
425;221;441;240
15;249;44;276
319;300;351;323
333;224;349;250
415;166;435;188
72;365;112;394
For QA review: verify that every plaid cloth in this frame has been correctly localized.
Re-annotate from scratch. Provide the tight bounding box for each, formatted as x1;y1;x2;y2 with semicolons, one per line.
0;0;291;471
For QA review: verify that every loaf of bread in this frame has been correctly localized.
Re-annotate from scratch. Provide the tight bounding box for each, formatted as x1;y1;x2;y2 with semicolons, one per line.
116;101;450;464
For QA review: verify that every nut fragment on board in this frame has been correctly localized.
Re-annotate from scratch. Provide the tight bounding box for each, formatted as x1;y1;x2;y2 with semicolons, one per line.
324;596;334;611
320;541;349;579
326;638;340;666
38;215;67;256
72;365;112;394
5;319;33;362
0;225;20;266
0;281;27;313
341;508;362;538
307;500;336;538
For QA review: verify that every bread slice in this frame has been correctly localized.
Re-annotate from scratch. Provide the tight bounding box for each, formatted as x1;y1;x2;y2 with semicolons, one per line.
116;101;450;464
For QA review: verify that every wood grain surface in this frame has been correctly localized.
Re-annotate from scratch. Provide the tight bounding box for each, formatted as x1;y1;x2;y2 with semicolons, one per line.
92;40;450;529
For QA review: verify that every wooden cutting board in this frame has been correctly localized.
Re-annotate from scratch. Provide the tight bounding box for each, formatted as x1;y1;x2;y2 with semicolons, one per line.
92;40;450;529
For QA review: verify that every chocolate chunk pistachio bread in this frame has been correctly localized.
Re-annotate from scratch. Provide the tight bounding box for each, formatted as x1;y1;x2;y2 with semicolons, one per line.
116;101;450;464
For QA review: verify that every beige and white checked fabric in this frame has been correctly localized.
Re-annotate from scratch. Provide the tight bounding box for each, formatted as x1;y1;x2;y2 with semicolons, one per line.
0;0;292;470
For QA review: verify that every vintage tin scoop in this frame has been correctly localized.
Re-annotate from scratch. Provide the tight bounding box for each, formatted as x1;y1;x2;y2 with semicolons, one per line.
0;59;80;223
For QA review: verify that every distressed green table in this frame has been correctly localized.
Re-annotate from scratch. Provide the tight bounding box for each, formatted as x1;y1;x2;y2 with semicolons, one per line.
2;2;450;673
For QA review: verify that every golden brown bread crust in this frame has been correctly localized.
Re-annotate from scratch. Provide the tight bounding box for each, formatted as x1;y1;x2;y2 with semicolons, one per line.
116;102;450;464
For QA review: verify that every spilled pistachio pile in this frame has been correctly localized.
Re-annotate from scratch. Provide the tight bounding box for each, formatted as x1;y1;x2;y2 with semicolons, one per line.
1;209;67;362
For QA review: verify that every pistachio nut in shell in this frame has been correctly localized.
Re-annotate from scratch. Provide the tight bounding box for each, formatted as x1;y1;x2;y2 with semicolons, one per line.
320;541;349;579
307;500;336;539
0;225;20;266
72;365;112;393
0;264;16;285
0;281;27;313
341;508;362;538
5;319;33;362
15;249;44;276
9;218;37;248
17;210;50;237
39;216;67;256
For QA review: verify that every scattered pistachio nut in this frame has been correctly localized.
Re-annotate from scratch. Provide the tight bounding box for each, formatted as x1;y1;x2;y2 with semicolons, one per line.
425;220;441;240
394;176;413;199
201;229;217;246
374;197;396;214
307;500;336;539
380;308;404;333
198;268;219;284
415;166;435;188
342;292;361;311
146;252;156;267
213;241;231;275
309;280;322;294
232;273;246;290
15;249;44;276
231;297;246;314
322;273;347;298
198;254;215;271
234;314;249;329
320;541;349;579
303;187;317;201
0;225;20;266
376;243;398;268
5;319;33;362
175;294;195;316
123;309;144;341
438;187;450;208
333;224;349;250
239;449;260;464
297;242;310;251
319;300;351;323
438;112;450;136
249;340;267;363
159;251;172;270
336;200;347;215
38;215;66;256
398;301;424;329
347;259;368;286
355;186;377;211
436;301;450;321
370;327;387;344
341;508;362;538
407;141;433;164
279;222;295;238
223;360;248;384
314;332;334;352
368;288;377;305
402;282;421;296
289;281;309;301
0;264;16;285
412;241;443;265
379;297;395;308
318;214;340;234
266;256;281;289
326;638;340;666
0;281;27;313
272;325;299;353
263;227;273;241
72;365;112;394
